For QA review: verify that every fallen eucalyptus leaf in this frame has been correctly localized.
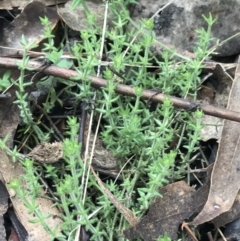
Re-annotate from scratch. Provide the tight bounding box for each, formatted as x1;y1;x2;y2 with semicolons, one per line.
190;57;240;226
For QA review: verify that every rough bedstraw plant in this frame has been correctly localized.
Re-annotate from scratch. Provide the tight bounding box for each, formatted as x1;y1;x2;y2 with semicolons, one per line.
2;117;107;240
98;13;215;215
11;36;51;142
0;0;217;240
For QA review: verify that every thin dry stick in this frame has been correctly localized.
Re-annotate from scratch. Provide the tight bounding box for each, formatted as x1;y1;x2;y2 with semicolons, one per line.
207;232;214;241
217;228;227;241
181;222;199;241
75;2;110;240
91;166;139;226
114;155;135;184
1;57;240;122
82;0;109;205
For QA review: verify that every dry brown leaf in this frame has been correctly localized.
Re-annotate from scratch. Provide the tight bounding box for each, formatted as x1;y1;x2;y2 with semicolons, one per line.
0;149;62;241
0;0;67;10
213;191;240;227
190;56;240;226
27;142;64;163
0;68;62;241
0;181;8;240
200;64;233;141
123;181;209;241
0;1;59;56
58;0;120;31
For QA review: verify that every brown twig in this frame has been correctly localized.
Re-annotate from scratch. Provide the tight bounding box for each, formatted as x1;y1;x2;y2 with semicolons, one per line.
0;57;240;122
181;221;199;241
78;102;88;155
91;166;139;226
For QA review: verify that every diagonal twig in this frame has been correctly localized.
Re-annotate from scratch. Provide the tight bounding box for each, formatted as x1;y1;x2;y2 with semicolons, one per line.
0;57;240;122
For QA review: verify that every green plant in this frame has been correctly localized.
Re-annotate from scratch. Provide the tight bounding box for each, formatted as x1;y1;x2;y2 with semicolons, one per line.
13;36;38;124
0;1;217;240
157;233;172;241
0;70;11;92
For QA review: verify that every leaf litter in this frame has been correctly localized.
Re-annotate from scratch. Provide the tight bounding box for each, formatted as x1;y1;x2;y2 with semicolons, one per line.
1;1;240;240
123;180;210;241
0;1;62;240
123;58;240;240
190;56;240;226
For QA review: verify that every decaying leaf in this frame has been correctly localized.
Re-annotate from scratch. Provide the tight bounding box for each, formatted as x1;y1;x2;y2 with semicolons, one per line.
200;64;233;141
0;146;63;241
0;1;59;56
123;181;209;240
0;0;67;10
89;132;119;170
58;0;121;31
0;181;8;240
213;191;240;227
27;133;119;169
27;142;63;163
0;74;62;240
190;57;240;226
